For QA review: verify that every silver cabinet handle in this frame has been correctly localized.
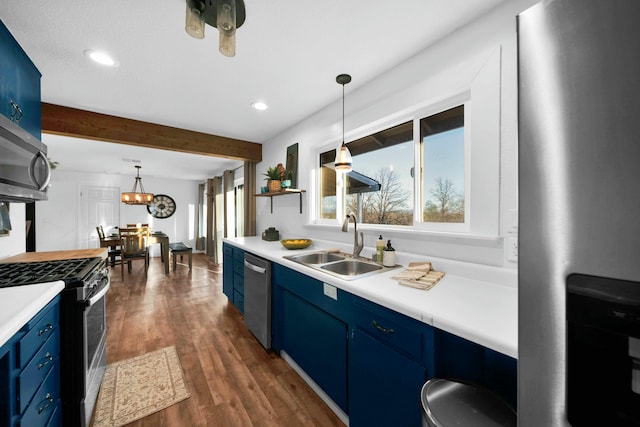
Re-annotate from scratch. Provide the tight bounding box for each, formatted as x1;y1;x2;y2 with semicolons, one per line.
38;393;54;414
38;323;53;336
38;353;54;370
372;320;395;334
244;260;266;274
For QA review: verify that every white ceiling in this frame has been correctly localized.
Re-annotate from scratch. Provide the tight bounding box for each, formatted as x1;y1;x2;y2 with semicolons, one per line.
0;0;507;180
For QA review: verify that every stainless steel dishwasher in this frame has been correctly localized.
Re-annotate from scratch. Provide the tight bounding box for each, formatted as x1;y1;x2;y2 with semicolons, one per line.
243;253;272;349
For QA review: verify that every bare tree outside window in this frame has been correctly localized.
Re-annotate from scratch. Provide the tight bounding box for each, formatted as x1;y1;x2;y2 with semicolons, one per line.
347;168;412;225
423;177;464;222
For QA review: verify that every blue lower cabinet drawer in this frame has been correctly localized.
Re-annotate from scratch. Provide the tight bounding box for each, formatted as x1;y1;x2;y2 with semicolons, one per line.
18;302;59;368
19;362;60;427
45;402;61;427
350;297;423;359
233;290;244;313
223;244;233;257
234;273;244;295
18;329;59;413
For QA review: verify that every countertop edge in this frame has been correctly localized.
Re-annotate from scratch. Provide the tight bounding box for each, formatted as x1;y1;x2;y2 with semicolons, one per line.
224;237;518;358
0;281;65;348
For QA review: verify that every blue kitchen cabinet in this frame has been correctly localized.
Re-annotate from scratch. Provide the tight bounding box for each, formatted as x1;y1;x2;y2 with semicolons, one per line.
0;295;61;427
272;264;348;412
222;243;245;313
347;293;433;427
349;329;427;427
0;20;42;139
434;329;517;409
222;244;233;301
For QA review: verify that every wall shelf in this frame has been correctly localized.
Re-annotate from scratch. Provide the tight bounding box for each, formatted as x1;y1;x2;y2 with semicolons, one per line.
255;189;306;214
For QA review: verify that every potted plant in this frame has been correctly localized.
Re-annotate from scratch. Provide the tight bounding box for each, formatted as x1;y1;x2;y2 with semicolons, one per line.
264;166;282;192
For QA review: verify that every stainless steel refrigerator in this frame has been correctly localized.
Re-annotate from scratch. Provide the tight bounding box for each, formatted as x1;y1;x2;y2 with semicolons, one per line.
518;0;640;426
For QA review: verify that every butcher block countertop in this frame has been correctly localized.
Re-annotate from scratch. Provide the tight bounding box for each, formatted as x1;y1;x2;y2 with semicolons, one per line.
1;248;107;263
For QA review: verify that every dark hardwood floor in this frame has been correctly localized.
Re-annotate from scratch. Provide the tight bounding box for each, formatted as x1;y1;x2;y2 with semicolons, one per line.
99;254;345;426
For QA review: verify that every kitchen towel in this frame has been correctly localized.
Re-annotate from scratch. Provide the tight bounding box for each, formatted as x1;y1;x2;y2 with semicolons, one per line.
392;261;445;290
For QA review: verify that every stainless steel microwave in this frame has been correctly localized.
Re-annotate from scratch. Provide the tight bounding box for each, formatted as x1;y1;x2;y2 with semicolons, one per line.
0;113;50;202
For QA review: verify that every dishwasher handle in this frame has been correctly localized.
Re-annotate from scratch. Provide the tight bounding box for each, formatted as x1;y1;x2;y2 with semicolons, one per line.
244;260;267;274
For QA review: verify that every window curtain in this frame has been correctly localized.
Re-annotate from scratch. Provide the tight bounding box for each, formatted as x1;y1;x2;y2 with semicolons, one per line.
195;183;205;251
243;161;257;236
206;176;224;263
223;169;234;238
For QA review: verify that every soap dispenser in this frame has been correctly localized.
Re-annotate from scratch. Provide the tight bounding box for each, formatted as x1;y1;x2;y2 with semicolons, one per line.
376;235;385;264
383;240;395;267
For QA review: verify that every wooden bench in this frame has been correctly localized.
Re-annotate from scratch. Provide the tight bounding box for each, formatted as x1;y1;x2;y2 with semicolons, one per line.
169;242;192;271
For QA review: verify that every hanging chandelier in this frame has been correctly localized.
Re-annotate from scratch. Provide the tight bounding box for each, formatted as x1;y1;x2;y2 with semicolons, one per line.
121;166;154;205
334;74;353;173
185;0;246;57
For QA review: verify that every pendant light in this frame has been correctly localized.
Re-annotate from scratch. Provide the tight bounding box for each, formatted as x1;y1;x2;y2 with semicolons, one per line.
185;0;246;57
334;74;353;173
121;166;154;205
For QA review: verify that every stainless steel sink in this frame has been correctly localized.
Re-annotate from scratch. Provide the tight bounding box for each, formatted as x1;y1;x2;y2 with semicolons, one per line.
284;250;399;281
287;251;345;265
320;259;383;276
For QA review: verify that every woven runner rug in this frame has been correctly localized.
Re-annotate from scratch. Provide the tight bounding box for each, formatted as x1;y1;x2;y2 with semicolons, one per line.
93;346;190;427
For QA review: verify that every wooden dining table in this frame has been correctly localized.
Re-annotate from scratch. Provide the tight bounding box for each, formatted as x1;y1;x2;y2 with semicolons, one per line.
148;232;170;274
101;231;170;274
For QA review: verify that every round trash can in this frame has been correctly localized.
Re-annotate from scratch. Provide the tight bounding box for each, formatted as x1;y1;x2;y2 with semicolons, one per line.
421;378;517;427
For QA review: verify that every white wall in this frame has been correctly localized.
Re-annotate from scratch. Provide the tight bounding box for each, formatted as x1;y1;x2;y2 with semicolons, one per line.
0;169;202;258
255;0;538;269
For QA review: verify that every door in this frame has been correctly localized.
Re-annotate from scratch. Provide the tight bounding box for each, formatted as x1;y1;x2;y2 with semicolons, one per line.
281;290;348;412
79;186;120;249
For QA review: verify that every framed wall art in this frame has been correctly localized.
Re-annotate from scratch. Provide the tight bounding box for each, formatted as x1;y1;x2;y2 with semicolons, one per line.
286;143;299;189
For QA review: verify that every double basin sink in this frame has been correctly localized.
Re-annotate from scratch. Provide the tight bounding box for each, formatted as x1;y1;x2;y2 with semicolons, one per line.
284;250;399;281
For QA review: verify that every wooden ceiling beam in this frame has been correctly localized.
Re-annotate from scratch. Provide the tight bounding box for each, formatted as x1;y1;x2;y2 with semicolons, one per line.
41;103;262;163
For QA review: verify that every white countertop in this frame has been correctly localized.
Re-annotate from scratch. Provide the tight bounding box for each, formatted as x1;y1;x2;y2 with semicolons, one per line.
0;281;65;348
225;236;518;359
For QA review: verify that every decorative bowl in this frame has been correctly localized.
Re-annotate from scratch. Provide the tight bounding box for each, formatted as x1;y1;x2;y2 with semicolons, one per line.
280;238;312;250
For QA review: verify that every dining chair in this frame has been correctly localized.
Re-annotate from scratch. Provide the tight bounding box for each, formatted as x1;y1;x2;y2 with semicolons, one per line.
126;223;149;228
119;227;150;279
96;225;121;268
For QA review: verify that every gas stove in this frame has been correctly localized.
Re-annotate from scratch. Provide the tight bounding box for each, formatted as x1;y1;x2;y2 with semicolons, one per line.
0;257;103;288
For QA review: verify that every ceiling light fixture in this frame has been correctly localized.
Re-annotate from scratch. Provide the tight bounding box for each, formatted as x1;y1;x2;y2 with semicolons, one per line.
251;101;268;111
84;49;117;67
185;0;246;57
121;165;154;205
334;74;353;173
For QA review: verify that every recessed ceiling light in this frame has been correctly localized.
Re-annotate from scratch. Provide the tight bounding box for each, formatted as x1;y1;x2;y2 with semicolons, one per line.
251;101;268;111
84;49;118;67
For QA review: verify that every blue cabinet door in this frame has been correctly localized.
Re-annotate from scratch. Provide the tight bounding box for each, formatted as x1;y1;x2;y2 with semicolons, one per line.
0;20;42;139
281;289;348;412
434;329;517;410
222;244;233;301
349;328;426;427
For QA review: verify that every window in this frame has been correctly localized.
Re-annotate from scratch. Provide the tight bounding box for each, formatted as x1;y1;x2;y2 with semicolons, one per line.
420;105;465;224
315;47;500;237
318;105;467;229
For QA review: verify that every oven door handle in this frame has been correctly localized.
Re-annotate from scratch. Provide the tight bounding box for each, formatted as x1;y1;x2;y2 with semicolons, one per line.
86;282;110;307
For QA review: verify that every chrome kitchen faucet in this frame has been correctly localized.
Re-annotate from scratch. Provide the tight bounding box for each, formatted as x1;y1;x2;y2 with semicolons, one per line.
342;212;364;258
